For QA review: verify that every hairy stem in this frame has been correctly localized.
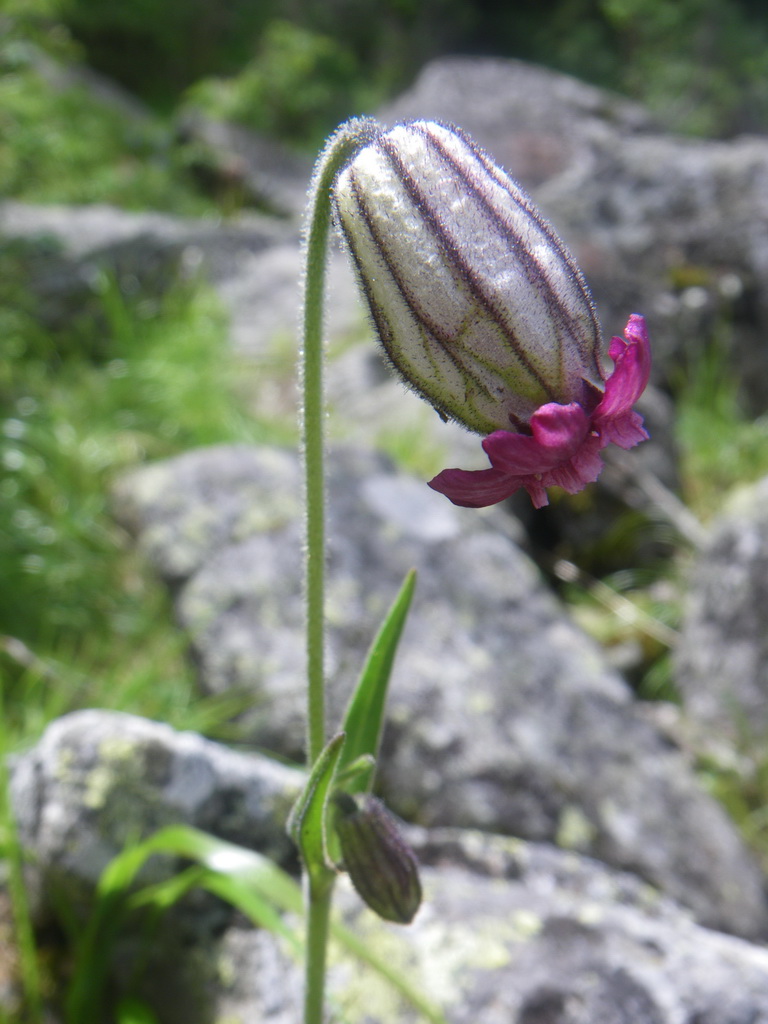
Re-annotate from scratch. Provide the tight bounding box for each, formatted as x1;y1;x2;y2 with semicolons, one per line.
303;870;335;1024
300;117;381;1023
301;116;381;767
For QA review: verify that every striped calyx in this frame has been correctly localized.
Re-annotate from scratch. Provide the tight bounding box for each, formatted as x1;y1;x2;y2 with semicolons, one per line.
334;794;422;924
332;120;605;436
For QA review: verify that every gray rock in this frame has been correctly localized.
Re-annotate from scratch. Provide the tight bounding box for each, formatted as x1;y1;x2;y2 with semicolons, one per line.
0;200;286;270
379;56;654;192
175;109;313;217
10;715;768;1024
0;200;290;342
125;840;768;1023
0;197;364;382
112;443;767;937
541;132;768;412
217;830;768;1024
675;475;768;737
214;237;365;356
380;56;768;412
323;830;768;1024
109;828;768;1024
9;709;303;917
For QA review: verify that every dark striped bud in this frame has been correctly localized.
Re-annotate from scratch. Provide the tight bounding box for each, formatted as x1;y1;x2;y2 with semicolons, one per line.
334;794;422;924
332;119;605;436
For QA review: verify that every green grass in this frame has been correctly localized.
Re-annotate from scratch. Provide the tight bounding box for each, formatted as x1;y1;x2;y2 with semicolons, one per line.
0;243;299;1018
674;337;768;869
698;745;768;875
0;267;294;754
675;334;768;517
183;19;382;151
0;42;213;214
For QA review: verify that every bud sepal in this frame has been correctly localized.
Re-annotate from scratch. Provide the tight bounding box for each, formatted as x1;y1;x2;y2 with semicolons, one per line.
333;793;422;924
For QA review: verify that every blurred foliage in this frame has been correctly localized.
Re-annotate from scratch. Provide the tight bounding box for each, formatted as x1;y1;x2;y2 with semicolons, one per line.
185;20;377;149
699;746;768;874
44;0;768;141
0;37;214;212
0;0;79;59
592;0;768;136
55;0;474;112
0;245;287;750
495;0;768;135
675;331;768;516
48;0;274;107
1;0;766;202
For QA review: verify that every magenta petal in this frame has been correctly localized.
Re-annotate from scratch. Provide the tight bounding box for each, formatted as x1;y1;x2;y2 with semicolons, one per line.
595;314;651;422
543;437;605;493
599;408;649;449
483;403;590;475
529;402;591;452
521;480;550;509
429;317;650;510
481;431;551;476
428;466;520;508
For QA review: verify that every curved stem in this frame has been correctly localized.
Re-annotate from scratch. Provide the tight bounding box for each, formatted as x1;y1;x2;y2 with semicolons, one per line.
300;117;381;1024
301;117;381;768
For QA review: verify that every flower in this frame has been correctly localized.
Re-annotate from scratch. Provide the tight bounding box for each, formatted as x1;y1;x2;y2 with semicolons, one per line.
332;119;651;508
429;314;651;508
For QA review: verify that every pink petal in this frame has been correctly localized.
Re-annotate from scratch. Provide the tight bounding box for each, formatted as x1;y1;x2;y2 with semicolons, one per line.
428;317;651;510
599;408;649;449
542;435;605;492
483;403;590;476
594;314;651;423
428;466;520;508
428;405;596;509
521;480;550;509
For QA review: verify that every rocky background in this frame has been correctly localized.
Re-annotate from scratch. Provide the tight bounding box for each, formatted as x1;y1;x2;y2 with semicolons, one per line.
5;55;768;1023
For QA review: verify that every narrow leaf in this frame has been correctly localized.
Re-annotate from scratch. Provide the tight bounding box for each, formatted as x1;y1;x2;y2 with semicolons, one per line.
331;916;448;1024
338;569;416;791
69;823;446;1024
334;754;376;793
286;731;346;878
66;827;305;1022
134;825;304;915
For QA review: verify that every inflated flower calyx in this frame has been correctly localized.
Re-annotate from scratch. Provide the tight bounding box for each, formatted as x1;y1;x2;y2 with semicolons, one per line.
332;118;603;436
332;119;651;509
333;793;422;924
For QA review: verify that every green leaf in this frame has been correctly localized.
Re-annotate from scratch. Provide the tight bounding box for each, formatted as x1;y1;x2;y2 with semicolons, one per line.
334;753;376;793
134;825;304;916
337;569;416;791
129;862;300;952
286;731;346;880
67;823;447;1024
331;915;447;1024
66;825;305;1023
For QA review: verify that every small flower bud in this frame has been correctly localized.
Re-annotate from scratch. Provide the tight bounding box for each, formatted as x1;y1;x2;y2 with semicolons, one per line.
332;119;604;436
334;794;422;924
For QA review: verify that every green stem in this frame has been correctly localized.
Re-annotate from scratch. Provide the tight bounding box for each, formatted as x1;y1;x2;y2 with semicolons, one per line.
303;871;335;1024
301;117;381;768
300;117;381;1024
